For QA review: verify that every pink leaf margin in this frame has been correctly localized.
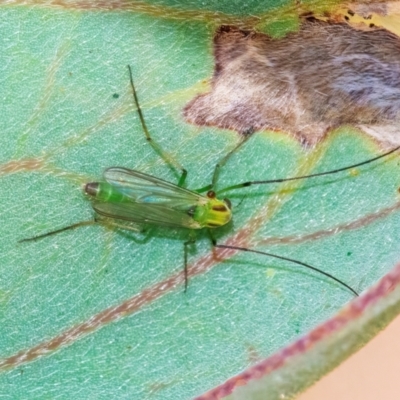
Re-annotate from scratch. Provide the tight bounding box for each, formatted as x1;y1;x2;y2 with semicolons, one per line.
196;261;400;399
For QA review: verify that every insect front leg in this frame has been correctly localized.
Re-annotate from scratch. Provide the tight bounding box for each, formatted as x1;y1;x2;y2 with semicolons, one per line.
195;128;254;194
210;128;254;190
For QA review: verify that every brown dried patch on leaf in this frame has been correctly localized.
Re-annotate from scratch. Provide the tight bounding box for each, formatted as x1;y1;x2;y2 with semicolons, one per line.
350;2;389;18
337;3;400;36
183;19;400;148
317;8;380;31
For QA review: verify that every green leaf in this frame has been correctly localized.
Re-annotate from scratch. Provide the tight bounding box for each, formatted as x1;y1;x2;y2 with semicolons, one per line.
2;2;400;399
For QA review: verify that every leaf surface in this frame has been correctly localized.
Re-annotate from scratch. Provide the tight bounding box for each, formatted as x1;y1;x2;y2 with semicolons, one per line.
1;2;400;399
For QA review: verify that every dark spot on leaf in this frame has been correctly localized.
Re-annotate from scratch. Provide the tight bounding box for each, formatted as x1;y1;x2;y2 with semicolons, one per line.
112;93;119;99
347;10;355;16
183;20;400;147
344;15;350;21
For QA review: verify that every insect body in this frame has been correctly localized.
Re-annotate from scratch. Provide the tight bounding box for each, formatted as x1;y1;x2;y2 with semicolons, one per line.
20;65;400;298
85;167;232;229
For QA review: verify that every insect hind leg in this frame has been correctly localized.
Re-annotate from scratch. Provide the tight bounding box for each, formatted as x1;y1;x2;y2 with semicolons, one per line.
18;220;96;243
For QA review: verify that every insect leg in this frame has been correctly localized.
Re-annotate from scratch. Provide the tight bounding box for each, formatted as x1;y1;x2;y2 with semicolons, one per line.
207;229;217;247
210;128;254;190
96;217;142;233
127;65;187;187
19;216;144;244
183;231;197;292
195;129;254;193
19;220;96;243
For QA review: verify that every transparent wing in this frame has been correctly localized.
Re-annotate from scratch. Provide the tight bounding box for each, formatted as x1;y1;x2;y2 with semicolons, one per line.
92;201;201;229
103;167;204;209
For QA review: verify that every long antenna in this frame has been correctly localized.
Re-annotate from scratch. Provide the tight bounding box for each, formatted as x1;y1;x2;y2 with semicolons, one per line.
215;244;359;297
218;145;400;194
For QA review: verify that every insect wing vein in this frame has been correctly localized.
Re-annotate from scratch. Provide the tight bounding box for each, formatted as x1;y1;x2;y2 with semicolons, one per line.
92;201;199;228
104;167;202;209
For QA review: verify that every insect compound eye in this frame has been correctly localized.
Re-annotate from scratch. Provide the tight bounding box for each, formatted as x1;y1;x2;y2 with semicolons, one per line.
211;205;228;212
207;190;216;199
223;198;232;210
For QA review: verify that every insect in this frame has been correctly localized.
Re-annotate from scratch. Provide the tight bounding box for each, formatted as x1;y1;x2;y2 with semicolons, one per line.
20;66;400;297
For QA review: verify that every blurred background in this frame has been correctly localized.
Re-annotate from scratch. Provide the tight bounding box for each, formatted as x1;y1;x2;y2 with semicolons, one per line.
298;312;400;399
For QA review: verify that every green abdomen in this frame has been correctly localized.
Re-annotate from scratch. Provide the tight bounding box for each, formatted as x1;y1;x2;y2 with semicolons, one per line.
85;182;128;202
